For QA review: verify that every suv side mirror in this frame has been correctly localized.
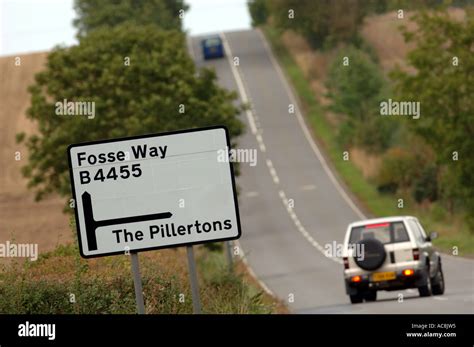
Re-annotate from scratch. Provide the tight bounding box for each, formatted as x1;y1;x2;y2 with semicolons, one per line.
427;231;438;242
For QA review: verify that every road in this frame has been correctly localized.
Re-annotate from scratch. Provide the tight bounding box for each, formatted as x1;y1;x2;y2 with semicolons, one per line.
189;29;474;313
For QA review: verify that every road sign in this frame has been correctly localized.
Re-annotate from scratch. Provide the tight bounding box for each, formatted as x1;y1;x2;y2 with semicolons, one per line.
68;126;241;258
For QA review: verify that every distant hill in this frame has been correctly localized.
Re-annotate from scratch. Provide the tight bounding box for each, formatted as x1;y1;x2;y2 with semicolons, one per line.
0;52;71;259
361;8;466;72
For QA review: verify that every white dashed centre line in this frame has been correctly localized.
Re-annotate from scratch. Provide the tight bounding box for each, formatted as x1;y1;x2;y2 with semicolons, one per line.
222;31;341;266
301;184;317;191
266;159;280;184
278;190;341;264
256;133;266;152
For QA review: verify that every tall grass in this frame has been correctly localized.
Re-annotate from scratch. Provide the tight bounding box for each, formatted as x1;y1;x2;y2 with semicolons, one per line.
0;243;276;313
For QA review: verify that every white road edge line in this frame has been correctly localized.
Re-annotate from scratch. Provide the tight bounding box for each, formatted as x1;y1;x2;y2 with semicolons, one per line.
234;240;275;296
257;29;366;220
220;32;258;135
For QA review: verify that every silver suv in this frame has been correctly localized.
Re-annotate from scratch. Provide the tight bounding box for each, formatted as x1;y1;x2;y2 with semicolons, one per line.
342;216;445;304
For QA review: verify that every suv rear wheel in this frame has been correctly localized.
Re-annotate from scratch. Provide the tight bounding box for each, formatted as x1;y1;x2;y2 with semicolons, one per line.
364;291;377;302
431;262;445;295
350;292;364;304
418;266;432;297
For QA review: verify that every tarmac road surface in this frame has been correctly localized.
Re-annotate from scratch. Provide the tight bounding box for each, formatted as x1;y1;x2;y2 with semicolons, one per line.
189;29;474;313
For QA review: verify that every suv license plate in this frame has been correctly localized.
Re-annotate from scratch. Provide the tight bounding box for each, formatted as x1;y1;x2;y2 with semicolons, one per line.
372;271;396;282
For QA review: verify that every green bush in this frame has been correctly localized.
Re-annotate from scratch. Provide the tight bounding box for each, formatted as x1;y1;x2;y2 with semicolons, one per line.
353;115;394;153
267;0;366;48
412;164;438;203
203;271;269;314
327;47;384;119
375;147;419;193
326;47;393;153
0;269;205;314
0;245;274;314
199;250;272;314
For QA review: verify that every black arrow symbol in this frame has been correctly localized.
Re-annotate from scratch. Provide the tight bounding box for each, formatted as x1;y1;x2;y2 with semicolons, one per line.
82;191;172;251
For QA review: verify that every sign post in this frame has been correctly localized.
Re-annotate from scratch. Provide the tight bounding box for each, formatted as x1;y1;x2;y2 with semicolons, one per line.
67;126;241;313
130;252;145;314
186;245;201;314
225;241;233;272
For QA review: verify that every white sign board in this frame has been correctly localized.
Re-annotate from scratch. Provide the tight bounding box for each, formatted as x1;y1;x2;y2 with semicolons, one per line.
68;126;241;258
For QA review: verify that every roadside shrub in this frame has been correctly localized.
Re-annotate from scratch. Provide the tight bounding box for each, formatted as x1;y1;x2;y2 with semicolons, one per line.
203;270;270;314
0;245;275;314
375;147;419;193
198;250;273;314
268;0;366;48
352;115;393;153
0;271;191;314
412;164;438;203
326;47;393;153
0;279;69;314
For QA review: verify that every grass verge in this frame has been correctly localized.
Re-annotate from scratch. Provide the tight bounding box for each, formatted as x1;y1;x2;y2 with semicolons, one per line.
263;25;473;256
0;243;282;313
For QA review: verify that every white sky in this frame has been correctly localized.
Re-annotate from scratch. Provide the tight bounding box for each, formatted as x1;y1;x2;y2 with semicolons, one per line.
183;0;251;35
0;0;251;56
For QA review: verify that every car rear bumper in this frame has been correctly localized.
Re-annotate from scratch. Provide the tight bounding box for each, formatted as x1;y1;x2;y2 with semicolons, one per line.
344;268;427;294
203;49;224;59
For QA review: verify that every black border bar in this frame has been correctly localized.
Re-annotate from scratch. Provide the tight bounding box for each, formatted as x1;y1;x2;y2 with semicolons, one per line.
0;314;472;346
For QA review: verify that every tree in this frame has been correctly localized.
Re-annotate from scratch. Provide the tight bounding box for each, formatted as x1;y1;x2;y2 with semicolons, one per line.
391;9;474;224
20;24;244;202
269;0;366;48
326;47;393;152
248;0;268;27
73;0;188;36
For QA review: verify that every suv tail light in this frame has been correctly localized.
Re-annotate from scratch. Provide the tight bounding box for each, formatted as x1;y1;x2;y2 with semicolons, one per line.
412;248;420;261
343;257;349;270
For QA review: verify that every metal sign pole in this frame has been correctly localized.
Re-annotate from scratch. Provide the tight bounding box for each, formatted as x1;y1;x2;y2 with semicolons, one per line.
186;245;202;314
225;241;233;272
130;252;145;314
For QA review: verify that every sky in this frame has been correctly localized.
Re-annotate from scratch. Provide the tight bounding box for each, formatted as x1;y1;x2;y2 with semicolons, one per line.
0;0;251;56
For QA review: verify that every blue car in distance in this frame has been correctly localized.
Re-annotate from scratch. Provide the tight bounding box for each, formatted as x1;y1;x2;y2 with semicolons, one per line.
201;36;224;60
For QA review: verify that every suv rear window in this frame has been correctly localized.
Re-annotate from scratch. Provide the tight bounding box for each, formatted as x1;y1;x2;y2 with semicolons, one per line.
203;38;221;47
349;222;409;244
